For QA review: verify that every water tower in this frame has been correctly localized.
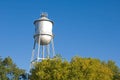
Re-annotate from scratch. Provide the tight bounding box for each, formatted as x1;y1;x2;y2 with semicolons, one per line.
30;13;55;68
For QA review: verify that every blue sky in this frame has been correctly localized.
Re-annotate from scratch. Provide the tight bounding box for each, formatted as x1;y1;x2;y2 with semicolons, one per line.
0;0;120;71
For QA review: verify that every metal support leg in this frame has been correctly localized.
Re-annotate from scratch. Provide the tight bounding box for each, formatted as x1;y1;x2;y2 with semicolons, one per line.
42;45;44;59
30;40;36;69
51;39;55;57
37;35;41;61
46;44;50;59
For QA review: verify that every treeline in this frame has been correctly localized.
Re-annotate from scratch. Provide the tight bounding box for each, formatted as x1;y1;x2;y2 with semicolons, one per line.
30;56;120;80
0;56;25;80
0;56;120;80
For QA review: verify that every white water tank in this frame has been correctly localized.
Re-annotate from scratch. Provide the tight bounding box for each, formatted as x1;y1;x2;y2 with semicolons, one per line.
34;13;54;45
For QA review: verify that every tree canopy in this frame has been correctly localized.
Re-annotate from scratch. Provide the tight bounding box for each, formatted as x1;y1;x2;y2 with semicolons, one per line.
0;56;120;80
30;56;120;80
0;56;25;80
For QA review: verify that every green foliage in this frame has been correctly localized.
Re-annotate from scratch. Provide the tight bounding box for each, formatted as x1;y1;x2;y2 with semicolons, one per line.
30;59;70;80
30;56;120;80
69;57;113;80
0;56;25;80
107;60;120;80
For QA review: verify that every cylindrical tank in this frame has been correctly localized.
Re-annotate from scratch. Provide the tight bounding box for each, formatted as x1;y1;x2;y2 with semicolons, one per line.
34;13;54;45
